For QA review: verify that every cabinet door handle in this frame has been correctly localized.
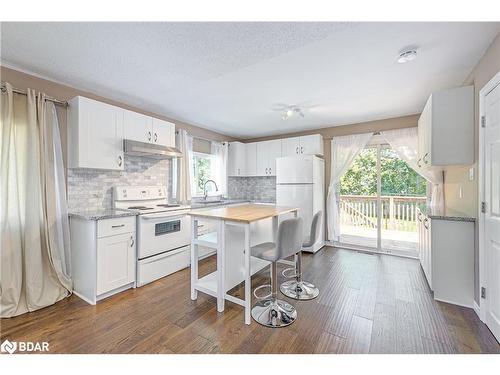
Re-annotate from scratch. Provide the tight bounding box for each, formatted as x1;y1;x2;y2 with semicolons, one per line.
112;224;125;228
154;133;158;142
301;146;303;154
148;131;152;141
117;155;123;167
296;146;299;154
423;153;429;164
423;218;429;229
417;158;422;168
130;236;135;247
268;168;271;174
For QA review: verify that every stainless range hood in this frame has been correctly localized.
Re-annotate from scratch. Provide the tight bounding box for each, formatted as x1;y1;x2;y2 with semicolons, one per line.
124;139;183;159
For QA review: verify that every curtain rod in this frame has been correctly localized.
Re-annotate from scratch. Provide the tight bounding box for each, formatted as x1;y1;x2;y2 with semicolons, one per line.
1;82;68;107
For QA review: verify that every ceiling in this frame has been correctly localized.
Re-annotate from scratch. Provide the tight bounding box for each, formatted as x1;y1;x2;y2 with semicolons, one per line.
1;22;499;138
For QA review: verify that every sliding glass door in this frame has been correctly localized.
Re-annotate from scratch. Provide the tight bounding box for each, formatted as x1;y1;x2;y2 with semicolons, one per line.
338;146;379;250
337;142;426;257
380;147;426;257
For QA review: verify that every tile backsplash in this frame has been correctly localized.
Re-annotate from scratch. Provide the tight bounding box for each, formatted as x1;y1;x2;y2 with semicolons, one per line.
228;176;276;203
67;155;172;211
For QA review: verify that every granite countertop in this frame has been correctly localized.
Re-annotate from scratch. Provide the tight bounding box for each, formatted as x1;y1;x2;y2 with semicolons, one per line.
418;205;476;222
69;209;138;221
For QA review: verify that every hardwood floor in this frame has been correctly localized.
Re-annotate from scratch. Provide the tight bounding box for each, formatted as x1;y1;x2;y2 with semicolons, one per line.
1;247;499;354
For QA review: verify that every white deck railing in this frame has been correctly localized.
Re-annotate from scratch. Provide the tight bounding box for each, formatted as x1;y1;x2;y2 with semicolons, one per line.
339;195;427;231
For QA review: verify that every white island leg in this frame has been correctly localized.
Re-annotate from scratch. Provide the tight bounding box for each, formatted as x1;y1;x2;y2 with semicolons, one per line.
216;219;226;312
244;223;251;325
191;217;199;300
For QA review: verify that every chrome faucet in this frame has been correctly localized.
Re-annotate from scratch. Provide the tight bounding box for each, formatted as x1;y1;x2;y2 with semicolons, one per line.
203;179;219;200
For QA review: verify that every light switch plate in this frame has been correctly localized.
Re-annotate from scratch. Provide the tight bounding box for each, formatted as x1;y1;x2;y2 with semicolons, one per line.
469;167;474;181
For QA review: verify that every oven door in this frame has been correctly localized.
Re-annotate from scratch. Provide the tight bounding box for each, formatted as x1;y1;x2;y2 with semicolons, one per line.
137;210;191;259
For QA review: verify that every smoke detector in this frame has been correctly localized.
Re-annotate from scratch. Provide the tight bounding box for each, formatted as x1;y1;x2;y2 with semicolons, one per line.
397;48;418;63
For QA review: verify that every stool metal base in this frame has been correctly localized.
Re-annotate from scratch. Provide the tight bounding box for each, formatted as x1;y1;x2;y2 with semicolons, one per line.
280;280;320;300
251;299;297;328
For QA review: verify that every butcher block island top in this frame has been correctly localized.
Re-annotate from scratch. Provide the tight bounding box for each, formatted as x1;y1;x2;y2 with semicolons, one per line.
188;203;298;223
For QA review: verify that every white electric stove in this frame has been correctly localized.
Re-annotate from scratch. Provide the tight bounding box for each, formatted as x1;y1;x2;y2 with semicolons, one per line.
114;186;191;287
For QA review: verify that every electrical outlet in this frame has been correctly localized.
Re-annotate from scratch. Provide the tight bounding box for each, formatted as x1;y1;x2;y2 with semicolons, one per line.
469;167;474;181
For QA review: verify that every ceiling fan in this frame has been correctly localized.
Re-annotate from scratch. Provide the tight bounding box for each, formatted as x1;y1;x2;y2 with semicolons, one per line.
271;103;306;120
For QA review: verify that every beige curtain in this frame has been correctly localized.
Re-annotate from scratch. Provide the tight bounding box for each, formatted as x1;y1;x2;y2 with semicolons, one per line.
1;83;72;318
380;127;444;211
211;141;228;198
176;129;193;204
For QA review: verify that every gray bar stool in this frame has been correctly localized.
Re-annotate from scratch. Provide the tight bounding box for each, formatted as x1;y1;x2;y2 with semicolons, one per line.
280;211;322;300
251;217;303;328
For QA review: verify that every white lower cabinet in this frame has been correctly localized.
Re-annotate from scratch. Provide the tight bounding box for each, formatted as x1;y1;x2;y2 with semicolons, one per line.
417;208;474;307
70;215;136;304
96;232;136;295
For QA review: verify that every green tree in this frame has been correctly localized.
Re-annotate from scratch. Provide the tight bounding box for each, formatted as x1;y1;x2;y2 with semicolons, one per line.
340;147;426;197
194;156;212;194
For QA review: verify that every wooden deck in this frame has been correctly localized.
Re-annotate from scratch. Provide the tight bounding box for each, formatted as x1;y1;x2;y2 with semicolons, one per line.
1;247;498;354
340;224;418;257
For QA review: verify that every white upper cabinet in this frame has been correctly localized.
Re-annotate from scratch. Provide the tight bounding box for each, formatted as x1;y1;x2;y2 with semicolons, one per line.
124;109;153;143
282;134;323;156
418;86;474;167
68;96;124;170
257;139;282;176
69;96;176;170
124;110;175;148
152;118;175;147
299;134;324;156
282;137;301;156
245;142;257;176
228;141;246;176
228;135;322;177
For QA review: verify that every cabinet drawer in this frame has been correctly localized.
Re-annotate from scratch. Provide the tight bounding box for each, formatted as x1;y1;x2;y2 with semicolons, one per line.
98;216;136;238
137;245;190;286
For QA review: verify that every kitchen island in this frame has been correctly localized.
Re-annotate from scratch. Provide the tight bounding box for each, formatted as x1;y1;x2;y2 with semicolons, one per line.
188;203;299;324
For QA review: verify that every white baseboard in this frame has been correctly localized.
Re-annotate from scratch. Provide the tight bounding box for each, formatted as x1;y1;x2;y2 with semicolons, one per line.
473;301;483;321
73;291;96;305
434;297;473;309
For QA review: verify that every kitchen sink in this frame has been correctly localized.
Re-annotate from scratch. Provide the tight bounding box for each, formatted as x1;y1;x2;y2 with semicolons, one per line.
197;200;224;204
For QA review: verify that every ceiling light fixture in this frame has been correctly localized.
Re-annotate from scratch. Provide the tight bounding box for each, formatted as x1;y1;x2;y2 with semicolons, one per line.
281;106;304;120
397;48;418;63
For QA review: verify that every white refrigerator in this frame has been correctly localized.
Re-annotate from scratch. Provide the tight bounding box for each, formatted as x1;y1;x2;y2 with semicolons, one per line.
276;155;325;253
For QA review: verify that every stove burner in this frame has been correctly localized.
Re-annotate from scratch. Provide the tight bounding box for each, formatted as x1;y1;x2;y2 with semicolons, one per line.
128;206;154;210
157;204;181;208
